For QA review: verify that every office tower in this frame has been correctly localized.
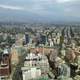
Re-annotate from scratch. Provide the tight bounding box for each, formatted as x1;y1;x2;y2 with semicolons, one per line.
25;34;29;44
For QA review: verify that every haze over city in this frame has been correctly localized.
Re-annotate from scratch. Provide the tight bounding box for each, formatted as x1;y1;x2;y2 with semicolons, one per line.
1;0;80;80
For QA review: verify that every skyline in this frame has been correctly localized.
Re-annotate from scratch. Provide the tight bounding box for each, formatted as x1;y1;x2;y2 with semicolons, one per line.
0;0;80;23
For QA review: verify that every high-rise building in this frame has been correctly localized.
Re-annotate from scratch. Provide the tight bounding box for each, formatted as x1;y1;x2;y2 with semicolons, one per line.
25;33;29;44
40;34;46;45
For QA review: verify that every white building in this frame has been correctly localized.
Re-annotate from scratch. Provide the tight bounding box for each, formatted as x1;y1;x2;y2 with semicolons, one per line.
22;67;41;80
56;38;60;45
49;39;54;47
21;53;49;80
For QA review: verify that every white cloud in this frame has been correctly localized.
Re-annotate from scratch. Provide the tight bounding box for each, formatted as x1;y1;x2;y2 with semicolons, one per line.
56;0;74;3
0;4;24;10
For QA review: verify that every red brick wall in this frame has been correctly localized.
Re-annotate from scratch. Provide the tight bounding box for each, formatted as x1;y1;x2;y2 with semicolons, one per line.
0;68;10;76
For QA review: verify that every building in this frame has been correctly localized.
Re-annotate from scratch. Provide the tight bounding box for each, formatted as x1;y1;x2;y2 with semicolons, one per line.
22;67;41;80
0;49;11;79
40;34;47;45
30;47;55;55
48;39;54;47
21;52;49;80
56;38;60;45
61;49;66;58
25;33;30;44
11;47;19;66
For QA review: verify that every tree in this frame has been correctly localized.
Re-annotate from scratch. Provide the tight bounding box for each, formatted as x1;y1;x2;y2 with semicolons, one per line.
0;35;4;43
6;36;15;47
60;36;64;45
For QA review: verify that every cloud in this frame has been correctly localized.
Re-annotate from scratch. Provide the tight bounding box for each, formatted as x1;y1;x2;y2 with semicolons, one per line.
63;6;80;18
0;4;24;10
56;0;75;3
0;0;80;22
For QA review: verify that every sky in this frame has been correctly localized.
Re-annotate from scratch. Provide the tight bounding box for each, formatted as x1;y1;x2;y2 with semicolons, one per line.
0;0;80;23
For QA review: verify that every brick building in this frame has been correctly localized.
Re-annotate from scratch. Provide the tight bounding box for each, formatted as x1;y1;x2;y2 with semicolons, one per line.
0;49;11;78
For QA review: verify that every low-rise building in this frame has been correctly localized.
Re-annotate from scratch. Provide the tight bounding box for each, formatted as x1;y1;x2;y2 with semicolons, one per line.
11;47;19;66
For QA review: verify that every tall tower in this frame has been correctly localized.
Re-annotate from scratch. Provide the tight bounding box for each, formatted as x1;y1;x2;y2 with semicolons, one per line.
25;33;30;44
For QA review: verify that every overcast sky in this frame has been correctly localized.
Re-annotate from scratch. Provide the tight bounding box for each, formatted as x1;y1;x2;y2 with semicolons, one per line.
0;0;80;23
